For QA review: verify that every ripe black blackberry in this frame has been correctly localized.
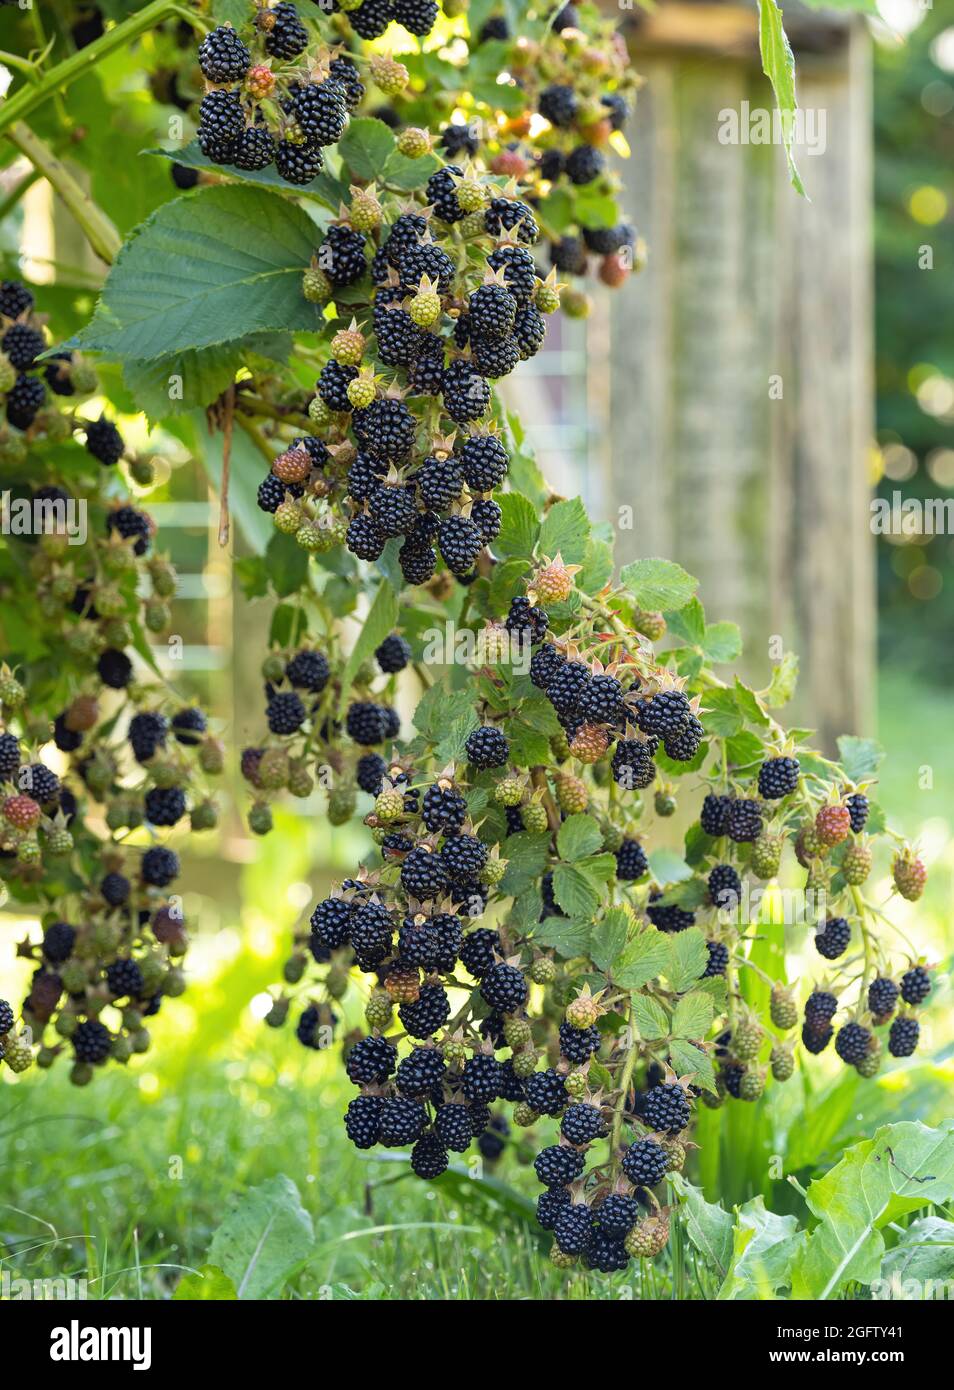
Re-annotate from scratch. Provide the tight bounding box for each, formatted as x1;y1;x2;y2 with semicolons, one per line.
802;1023;833;1054
537;1186;571;1231
263;2;308;57
461;1052;503;1102
540;148;566;181
539;83;579;128
393;0;439;35
868;976;899;1018
234;127;275;171
514;304;547;360
640;1084;690;1134
106;504;151;556
804;989;838;1029
597;1193;640;1236
440;121;479;157
399;983;450;1038
646;891;695;934
347;453;384;502
399;536;437;585
465;724;509;769
583;222;634;255
561;1102;607;1146
7;373;45;428
375;634;411;674
440;833;487;882
43;921;75;964
708;863;741;909
459;927;500;979
101;871;130;907
378;1097;427;1147
293;82;348;146
577;673;622;725
426;164;465;222
758;755;800;800
328;56;365;110
350;0;393;39
529;650;566;699
284;649;329;695
727;798;762;843
633;689;689;739
142;846;179;887
472;333;520;380
477;1114;509;1161
356;752;387;794
468;283;518;340
566;144;605;185
550;236;588;276
587;1229;629;1273
487;245;537;305
344;1094;382;1149
319;359;359;414
0;280;33;318
433;912;463;971
621;1138;668;1188
346;701;387;745
198;24;251;82
349;902;394;964
700;792;732;837
396;1045;446;1098
601;91;630;130
846;791;869;833
84;415;124;464
128;711;168;763
534;1144;586;1187
398;918;439;968
311;896;354;950
0;999;14;1035
142;785;186;828
21;762;60;804
2;322;45;370
346;512;386;561
267;690;306;736
835;1021;872;1066
0;733;20;780
422;783;466;834
505;594;549;644
198;87;245;142
411;1130;449;1178
436;514;482;573
98;649;133;688
73;1019;112;1063
610;738;657;791
615;839;648;882
545;659;590;718
888;1016;919;1057
400;846;448;901
480;962;528;1013
434;1102;474;1153
471;499;502;545
559;1020;601;1063
354;399;416;463
484;197;539;245
345;1033;397;1085
525;1068;568;1116
257;474;285;513
367;482;418;537
900;965;931;1005
553;1203;593;1256
703;940;729;977
397;240;455;295
815;916;851;961
664;713;704;762
106;957;144;999
171;707;207;744
442;360;491;424
276;140;324;185
414;455;461;512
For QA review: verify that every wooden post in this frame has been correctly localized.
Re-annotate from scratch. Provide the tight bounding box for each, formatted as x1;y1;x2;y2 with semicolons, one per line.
601;2;875;750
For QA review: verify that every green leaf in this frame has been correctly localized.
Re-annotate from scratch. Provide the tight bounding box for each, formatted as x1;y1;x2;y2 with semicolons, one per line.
757;0;806;196
122;335;290;421
612;927;670;990
499;831;551;896
836;734;885;783
763;651;799;707
671;991;714;1040
669;1038;716;1093
666;927;709;992
717;1198;806;1300
578;536;614;595
413;682;475;740
534;916;592;957
551;862;601;920
699;688;743;737
338;582;399;714
338;117;396;181
665;596;706;646
207;1174;315;1300
619;557;698;611
647;848;691;885
702;621;743;664
495;492;541;560
538;497;590;565
792;1121;954;1300
673;1176;733;1279
725;730;766;768
632;994;670;1041
579;851;617;883
173;1264;238;1301
76;185;321;361
381;150;441;190
880;1217;954;1289
733;677;770;727
265;532;308;598
148;142;344;209
502;716;551;768
589;906;632;974
556;813;603;863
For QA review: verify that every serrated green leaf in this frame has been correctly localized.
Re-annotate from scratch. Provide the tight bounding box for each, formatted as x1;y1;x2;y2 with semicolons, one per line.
647;848;692;885
763;650;799;707
589;906;632;973
725;730;766;767
671;990;714;1040
673;1176;733;1277
733;677;770;727
76;185;322;361
701;688;744;737
619;557;698;611
579;851;617;883
668;1038;717;1093
265;532;308;598
499;831;551;896
633;994;670;1041
495;491;540;560
551;862;601;920
338;582;399;715
666;927;708;992
556;813;603;863
665;596;706;646
381;150;441;190
717;1198;806;1300
338;117;396;181
612;927;670;990
538;496;590;565
836;734;885;783
702;620;743;664
534;915;591;957
757;0;806;196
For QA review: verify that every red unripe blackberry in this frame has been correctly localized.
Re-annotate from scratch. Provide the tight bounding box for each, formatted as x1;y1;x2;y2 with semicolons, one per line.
758;755;800;800
815;803;851;847
411;1131;449;1178
465;725;509;769
888;1016;919;1057
815;916;851;960
615;838;648;881
621;1138;668;1188
396;1045;446;1098
345;1034;397;1085
561;1102;607;1146
344;1094;382;1149
893;851;927;902
399;983;450;1038
640;1083;691;1134
534;1144;586;1187
378;1097;427;1147
461;1052;503;1102
553;1203;593;1255
73;1019;112;1064
900;965;931;1005
3;793;40;830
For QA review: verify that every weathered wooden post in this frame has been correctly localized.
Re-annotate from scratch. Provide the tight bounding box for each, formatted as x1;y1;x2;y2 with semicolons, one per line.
597;1;875;750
